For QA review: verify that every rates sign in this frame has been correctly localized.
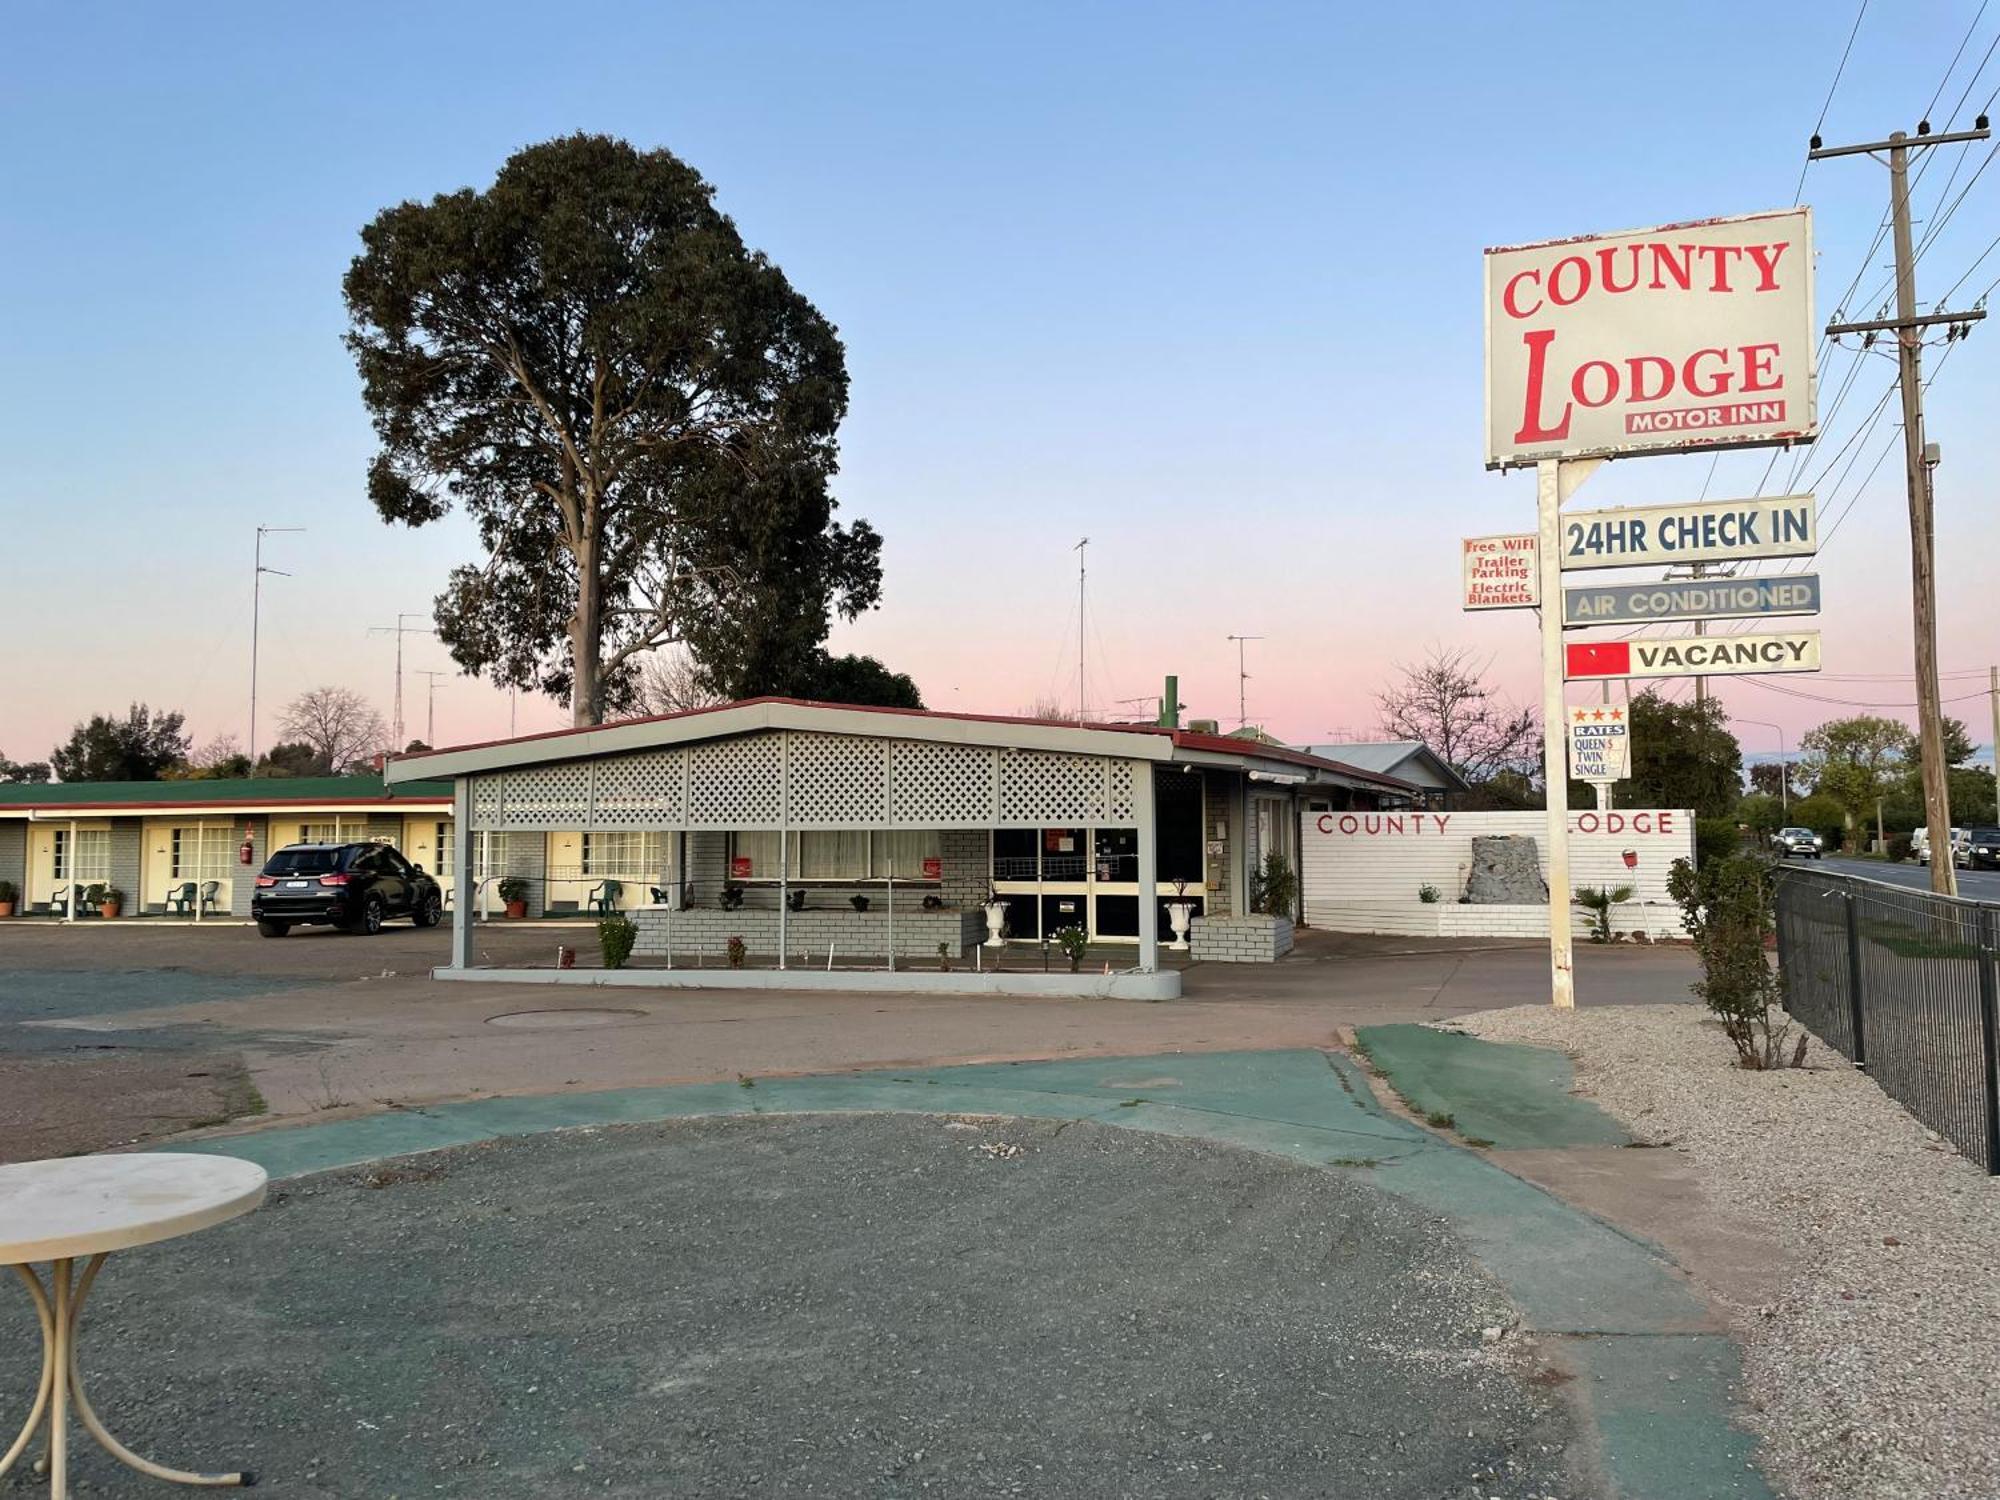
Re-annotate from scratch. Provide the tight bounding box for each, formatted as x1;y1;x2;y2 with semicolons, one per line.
1485;208;1817;469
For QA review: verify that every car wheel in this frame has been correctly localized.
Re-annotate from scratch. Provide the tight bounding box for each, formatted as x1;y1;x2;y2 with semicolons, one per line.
355;896;385;936
413;893;442;929
257;920;290;938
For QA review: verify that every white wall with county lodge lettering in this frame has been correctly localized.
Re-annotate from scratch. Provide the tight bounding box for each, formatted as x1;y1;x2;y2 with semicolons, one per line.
1302;808;1694;938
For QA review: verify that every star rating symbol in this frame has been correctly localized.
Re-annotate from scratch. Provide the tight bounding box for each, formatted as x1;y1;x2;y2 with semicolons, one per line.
1571;708;1589;724
1593;708;1608;721
1610;708;1624;721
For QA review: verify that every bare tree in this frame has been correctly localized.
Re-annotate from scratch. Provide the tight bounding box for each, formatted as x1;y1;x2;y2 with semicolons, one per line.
1376;647;1540;786
278;688;389;774
1017;695;1072;723
634;649;725;717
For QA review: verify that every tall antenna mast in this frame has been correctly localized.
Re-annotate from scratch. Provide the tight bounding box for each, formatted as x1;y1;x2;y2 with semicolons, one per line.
249;525;305;770
1074;537;1089;726
369;614;436;752
1226;634;1263;730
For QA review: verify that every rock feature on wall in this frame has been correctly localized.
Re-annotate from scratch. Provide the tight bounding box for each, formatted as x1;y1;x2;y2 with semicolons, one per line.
1463;835;1547;904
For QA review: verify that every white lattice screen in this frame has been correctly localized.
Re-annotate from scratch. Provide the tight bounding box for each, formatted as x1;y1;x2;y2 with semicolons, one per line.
592;750;685;828
464;730;1150;832
890;741;998;827
685;735;784;829
999;751;1110;825
787;734;889;829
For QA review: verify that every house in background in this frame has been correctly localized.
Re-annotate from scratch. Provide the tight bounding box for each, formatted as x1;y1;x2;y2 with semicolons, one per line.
1298;741;1469;810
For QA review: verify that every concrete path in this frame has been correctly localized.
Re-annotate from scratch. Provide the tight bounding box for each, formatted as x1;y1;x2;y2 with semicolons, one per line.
172;1044;1772;1499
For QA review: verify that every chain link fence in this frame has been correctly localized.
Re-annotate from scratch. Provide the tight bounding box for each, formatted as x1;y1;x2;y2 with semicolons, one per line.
1774;865;2000;1173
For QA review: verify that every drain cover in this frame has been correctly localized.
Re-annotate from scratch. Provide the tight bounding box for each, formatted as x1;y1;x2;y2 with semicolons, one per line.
486;1008;646;1030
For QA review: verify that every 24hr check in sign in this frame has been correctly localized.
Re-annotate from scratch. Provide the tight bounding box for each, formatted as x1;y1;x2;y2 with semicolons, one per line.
1485;208;1817;468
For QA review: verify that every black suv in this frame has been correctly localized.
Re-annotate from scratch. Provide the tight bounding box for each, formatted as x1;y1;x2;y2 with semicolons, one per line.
252;842;443;937
1964;827;2000;872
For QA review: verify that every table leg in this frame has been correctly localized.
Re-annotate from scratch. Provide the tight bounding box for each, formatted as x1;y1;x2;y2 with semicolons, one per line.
6;1253;252;1494
0;1264;55;1479
65;1252;253;1488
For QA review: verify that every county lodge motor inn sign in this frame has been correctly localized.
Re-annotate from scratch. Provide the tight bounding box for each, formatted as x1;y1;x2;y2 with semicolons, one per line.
1484;208;1817;468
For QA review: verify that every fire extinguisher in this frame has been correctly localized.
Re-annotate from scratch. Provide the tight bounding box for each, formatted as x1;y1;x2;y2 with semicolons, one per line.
239;825;256;866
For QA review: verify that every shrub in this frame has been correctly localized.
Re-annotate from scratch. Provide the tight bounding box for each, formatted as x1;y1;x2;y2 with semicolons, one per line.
1574;883;1634;943
1886;834;1913;864
1666;854;1796;1069
1694;817;1742;867
1051;923;1089;972
597;914;637;970
1251;853;1297;917
0;879;18;903
496;876;529;903
1417;883;1441;904
725;935;747;969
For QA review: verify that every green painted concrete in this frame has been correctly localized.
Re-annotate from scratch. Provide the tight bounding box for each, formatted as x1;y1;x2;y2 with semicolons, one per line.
1356;1022;1632;1149
172;1046;1769;1500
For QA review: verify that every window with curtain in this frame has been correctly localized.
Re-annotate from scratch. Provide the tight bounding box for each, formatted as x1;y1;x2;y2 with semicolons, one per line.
433;822;454;877
53;829;111;883
170;825;234;881
471;831;531;879
728;830;942;881
582;831;665;876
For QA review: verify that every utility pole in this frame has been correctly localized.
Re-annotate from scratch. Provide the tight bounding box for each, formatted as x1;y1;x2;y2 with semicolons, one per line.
1226;635;1263;730
415;670;445;746
1735;717;1790;815
249;525;305;770
1812;117;1990;897
1990;665;1999;816
369;614;436;753
1073;538;1089;726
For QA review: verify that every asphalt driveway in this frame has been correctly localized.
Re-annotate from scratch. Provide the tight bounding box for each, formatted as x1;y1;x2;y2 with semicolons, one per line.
0;1115;1577;1498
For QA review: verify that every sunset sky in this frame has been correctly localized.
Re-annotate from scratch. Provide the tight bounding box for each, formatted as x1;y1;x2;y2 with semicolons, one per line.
4;1;1996;768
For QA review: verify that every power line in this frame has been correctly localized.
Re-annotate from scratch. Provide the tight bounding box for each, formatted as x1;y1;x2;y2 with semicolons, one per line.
1795;0;1873;202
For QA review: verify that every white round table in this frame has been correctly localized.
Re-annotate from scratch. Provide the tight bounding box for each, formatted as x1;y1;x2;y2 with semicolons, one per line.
0;1153;267;1497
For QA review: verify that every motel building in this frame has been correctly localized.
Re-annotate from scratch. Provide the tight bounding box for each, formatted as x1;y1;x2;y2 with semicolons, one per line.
378;699;1417;997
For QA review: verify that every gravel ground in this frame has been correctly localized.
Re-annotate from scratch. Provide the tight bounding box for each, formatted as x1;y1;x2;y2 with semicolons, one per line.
1445;1004;2000;1500
0;1114;1578;1498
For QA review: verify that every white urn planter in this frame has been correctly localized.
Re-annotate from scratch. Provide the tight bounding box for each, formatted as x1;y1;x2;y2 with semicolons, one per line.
982;901;1010;948
1165;901;1196;951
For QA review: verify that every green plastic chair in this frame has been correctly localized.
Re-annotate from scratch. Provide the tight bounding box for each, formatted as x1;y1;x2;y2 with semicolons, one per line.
586;879;623;914
163;882;197;915
198;880;224;915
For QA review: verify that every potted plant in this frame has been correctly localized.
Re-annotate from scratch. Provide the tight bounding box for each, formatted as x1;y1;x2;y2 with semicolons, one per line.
1052;923;1089;974
95;885;125;919
726;935;747;969
720;883;746;911
496;877;530;919
937;940;952;973
1163;879;1197;951
849;893;871;913
0;880;15;918
981;889;1009;948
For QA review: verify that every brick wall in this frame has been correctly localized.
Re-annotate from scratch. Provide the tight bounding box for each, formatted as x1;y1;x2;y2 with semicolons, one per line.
1309;901;1682;940
1190;913;1293;963
631;905;983;963
938;829;988;908
108;821;142;910
229;818;269;918
1201;770;1235;917
0;823;26;906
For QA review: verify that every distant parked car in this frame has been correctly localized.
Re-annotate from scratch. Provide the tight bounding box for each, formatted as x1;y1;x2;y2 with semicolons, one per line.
1914;826;1966;866
1771;826;1823;859
252;842;442;937
1963;828;2000;872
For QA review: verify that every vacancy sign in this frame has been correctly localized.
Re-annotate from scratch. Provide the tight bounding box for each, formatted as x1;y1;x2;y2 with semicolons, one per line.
1567;706;1631;782
1561;494;1817;570
1485;208;1817;469
1566;631;1822;680
1463;533;1539;609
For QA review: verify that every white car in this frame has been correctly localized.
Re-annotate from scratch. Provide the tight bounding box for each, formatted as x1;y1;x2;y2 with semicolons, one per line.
1914;827;1967;866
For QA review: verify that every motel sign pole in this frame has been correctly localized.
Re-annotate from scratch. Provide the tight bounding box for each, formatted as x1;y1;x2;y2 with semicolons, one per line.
1536;457;1598;1009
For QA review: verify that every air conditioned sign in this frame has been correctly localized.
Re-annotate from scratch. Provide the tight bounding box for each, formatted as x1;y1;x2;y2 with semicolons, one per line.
1564;573;1822;627
1462;533;1540;609
1566;631;1821;680
1561;494;1816;570
1567;706;1631;782
1485;208;1817;468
